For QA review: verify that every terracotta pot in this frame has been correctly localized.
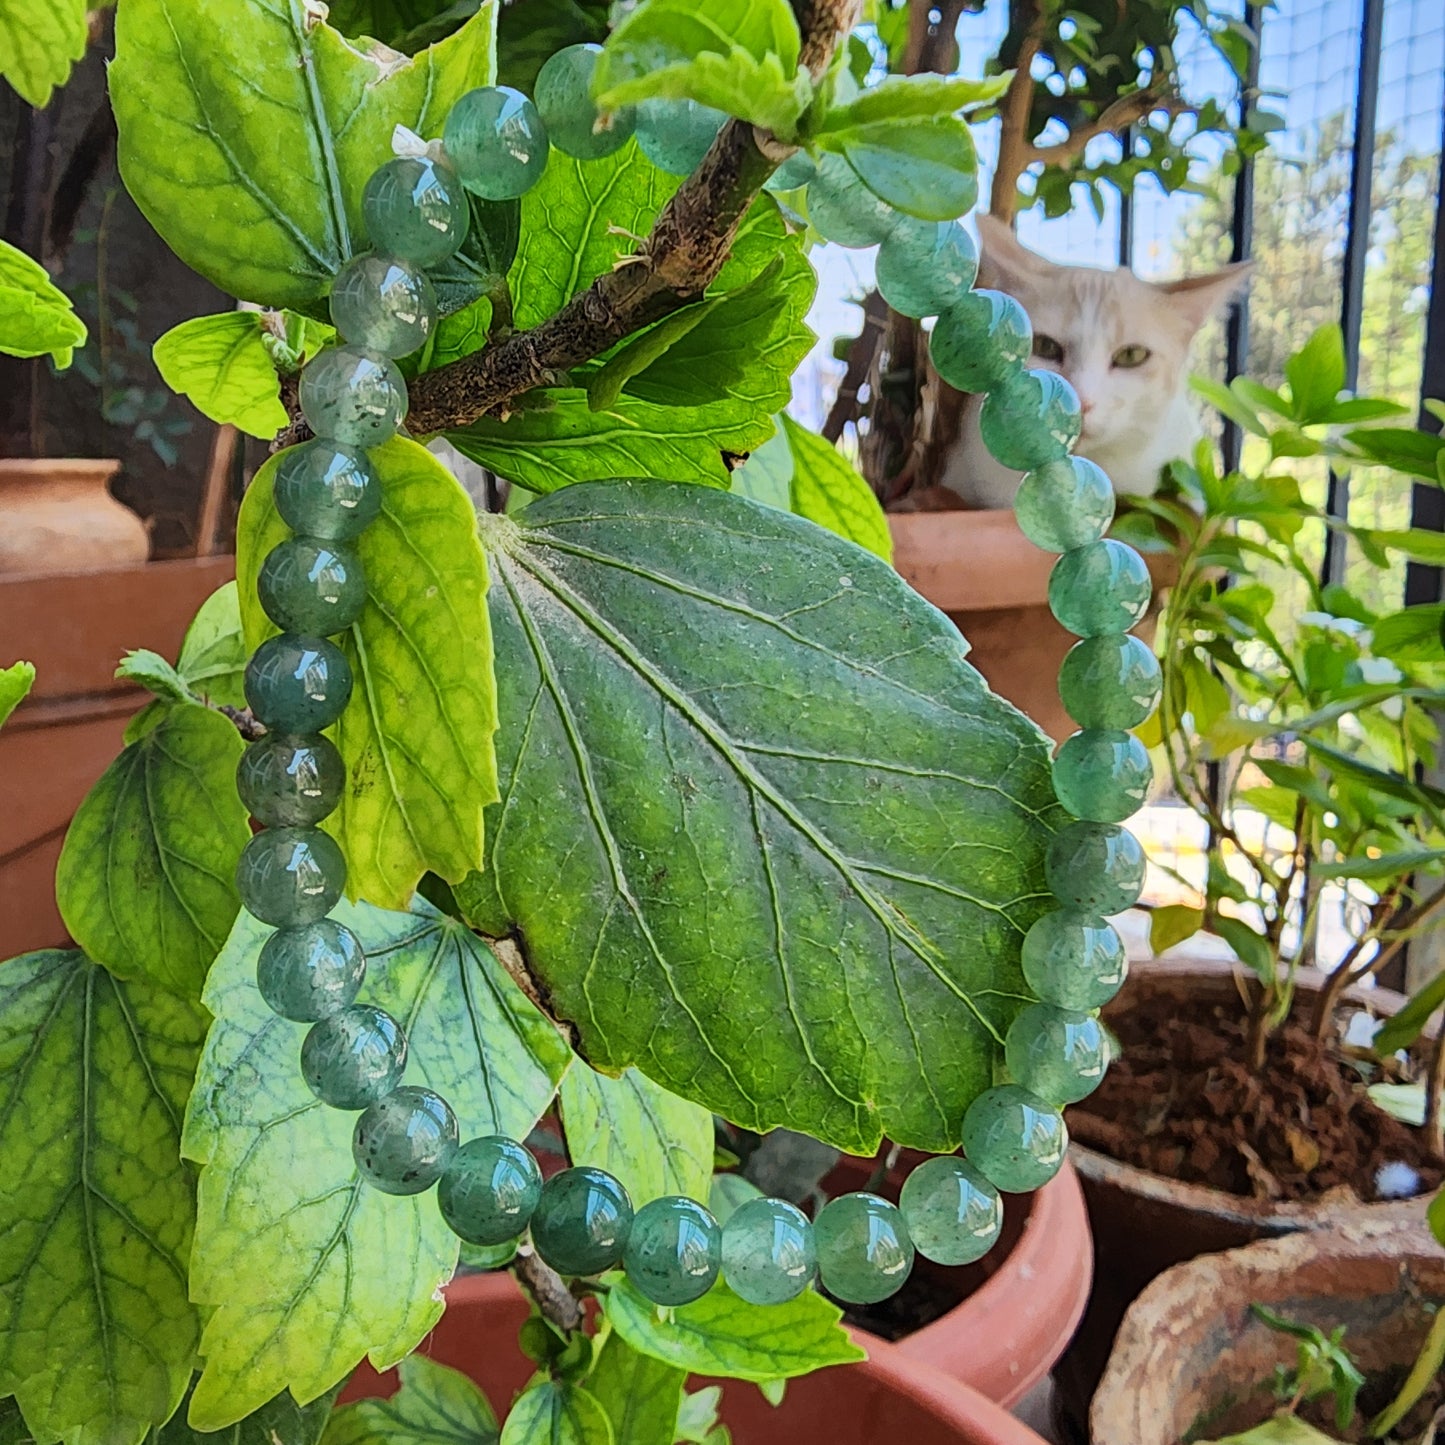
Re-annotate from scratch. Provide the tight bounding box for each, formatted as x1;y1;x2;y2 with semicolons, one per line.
343;1270;1050;1444
887;510;1174;742
1091;1214;1445;1444
826;1154;1093;1406
0;459;148;576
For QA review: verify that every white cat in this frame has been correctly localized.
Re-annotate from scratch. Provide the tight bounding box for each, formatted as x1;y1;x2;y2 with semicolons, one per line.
940;215;1251;509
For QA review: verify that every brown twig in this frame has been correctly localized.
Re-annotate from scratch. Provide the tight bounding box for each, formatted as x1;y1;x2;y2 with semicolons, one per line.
1426;1025;1445;1163
512;1247;584;1333
218;704;266;740
989;0;1048;225
822;289;889;443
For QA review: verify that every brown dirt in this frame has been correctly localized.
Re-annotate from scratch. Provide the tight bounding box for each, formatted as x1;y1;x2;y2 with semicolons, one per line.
1068;993;1443;1204
1190;1372;1445;1443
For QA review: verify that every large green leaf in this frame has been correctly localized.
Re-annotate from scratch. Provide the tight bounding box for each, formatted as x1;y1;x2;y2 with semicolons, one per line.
0;0;87;108
159;1383;343;1445
111;0;497;307
498;1381;610;1445
321;1356;498;1445
177;582;248;710
603;1278;864;1382
321;0;461;50
816;119;977;222
238;437;499;910
558;1065;713;1207
154;313;288;439
583;1333;682;1445
496;0;608;89
0;951;207;1445
468;481;1058;1154
183;896;571;1428
55;701;250;999
0;238;87;367
0;660;35;728
779;416;892;563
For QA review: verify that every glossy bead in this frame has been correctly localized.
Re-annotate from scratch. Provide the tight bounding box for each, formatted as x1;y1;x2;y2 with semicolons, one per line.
1053;729;1152;823
1049;540;1152;637
875;218;978;319
764;150;816;192
806;153;899;249
443;86;550;200
363;155;470;268
353;1085;458;1195
530;1167;634;1277
256;919;366;1022
1045;821;1147;915
1014;456;1115;553
929;290;1032;392
979;368;1083;472
235;825;346;927
244;633;353;734
719;1196;817;1305
535;44;635;160
623;1195;721;1306
257;538;366;637
1058;635;1162;731
813;1192;914;1304
329;254;436;359
236;733;346;828
299;346;408;448
301;1004;407;1109
273;441;381;542
898;1156;1002;1265
438;1136;543;1245
1021;909;1128;1010
634;97;725;175
962;1085;1068;1193
1005;1002;1109;1106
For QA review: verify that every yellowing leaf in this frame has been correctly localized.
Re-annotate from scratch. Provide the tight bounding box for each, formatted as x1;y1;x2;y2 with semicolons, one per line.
781;415;892;562
0;0;88;107
154;313;288;438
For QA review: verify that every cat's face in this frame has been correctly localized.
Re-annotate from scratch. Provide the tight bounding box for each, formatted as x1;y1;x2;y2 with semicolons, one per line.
974;214;1250;455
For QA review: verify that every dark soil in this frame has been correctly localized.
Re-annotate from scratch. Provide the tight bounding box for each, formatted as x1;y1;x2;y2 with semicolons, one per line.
1189;1371;1445;1443
1069;993;1443;1204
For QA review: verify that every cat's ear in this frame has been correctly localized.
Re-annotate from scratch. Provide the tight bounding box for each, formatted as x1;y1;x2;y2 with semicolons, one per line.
1154;262;1253;334
975;213;1049;291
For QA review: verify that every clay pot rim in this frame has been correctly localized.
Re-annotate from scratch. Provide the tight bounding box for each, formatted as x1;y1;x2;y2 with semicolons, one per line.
0;458;122;480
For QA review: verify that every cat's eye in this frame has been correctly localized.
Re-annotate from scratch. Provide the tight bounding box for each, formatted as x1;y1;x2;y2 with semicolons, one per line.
1112;344;1152;368
1032;334;1064;362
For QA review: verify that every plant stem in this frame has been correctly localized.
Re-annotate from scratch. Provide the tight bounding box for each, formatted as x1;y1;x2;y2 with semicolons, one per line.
989;0;1046;225
512;1246;584;1333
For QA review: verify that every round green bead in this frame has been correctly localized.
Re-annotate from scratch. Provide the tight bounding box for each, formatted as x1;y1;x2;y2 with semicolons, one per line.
898;1156;1002;1265
875;218;978;319
301;1003;407;1109
1049;540;1152;638
257;538;366;637
1014;457;1115;553
244;633;353;734
1058;635;1162;731
764;150;816;193
979;368;1083;472
535;44;635;160
719;1196;816;1305
353;1085;458;1195
806;152;899;248
299;346;408;448
1045;821;1146;915
634;98;725;175
329;254;436;359
438;1136;543;1245
256;919;366;1022
235;825;346;928
363;156;470;268
273;442;381;542
1020;909;1128;1010
236;733;345;828
814;1191;914;1304
929;290;1032;393
530;1167;634;1277
1053;729;1152;824
623;1195;721;1306
962;1085;1068;1193
444;86;550;200
1005;1002;1108;1106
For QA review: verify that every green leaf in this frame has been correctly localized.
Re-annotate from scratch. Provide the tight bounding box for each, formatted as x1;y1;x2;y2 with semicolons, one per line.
1428;1188;1445;1249
708;1173;763;1225
1284;325;1346;424
603;1278;865;1382
0;238;87;367
674;1388;723;1444
1191;375;1269;438
1149;904;1204;955
1197;1419;1342;1445
427;295;495;371
177;582;249;709
0;660;35;728
1373;969;1445;1056
238;437;499;910
112;0;497;307
1364;528;1445;566
584;1331;683;1445
182;895;571;1428
496;0;608;89
500;1380;611;1445
321;1355;499;1445
469;481;1058;1154
161;1383;343;1445
780;415;891;563
1343;426;1445;481
559;1065;714;1207
0;951;206;1445
1370;1306;1445;1438
817;73;1010;128
815;121;976;222
1311;847;1445;883
1212;915;1275;982
116;648;193;704
595;0;809;136
728;427;793;511
0;0;88;107
587;302;724;414
1367;1082;1426;1125
55;701;249;999
154;313;288;439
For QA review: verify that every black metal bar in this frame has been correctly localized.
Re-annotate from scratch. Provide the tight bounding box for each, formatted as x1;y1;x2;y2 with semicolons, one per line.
1320;0;1386;589
1117;126;1134;269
